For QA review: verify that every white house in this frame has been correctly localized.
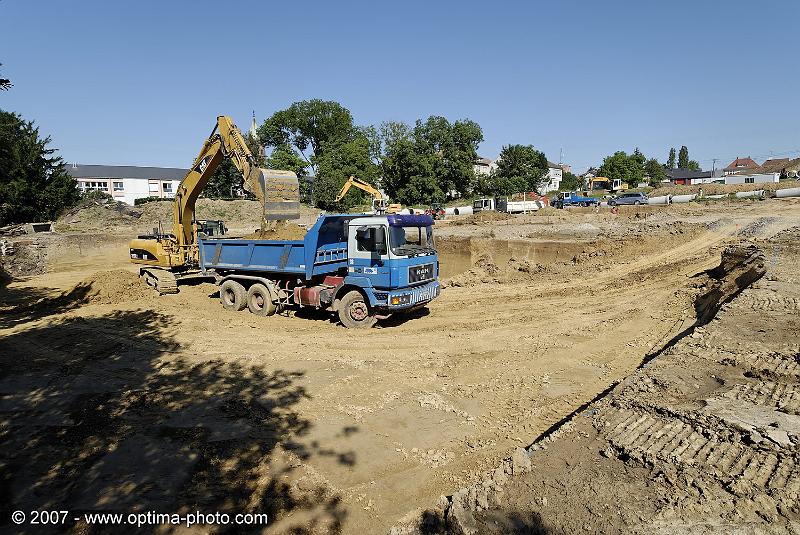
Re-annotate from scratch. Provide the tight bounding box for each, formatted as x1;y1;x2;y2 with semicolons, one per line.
724;172;779;185
66;164;188;205
541;162;563;194
475;156;563;193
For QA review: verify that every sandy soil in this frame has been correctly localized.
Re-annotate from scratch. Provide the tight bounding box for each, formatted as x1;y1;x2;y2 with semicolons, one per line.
1;198;799;534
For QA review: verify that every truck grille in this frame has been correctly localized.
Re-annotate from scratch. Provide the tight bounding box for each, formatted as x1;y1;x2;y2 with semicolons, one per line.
409;263;434;284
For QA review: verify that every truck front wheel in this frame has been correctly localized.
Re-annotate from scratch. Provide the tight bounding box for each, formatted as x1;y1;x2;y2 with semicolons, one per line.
247;283;277;316
220;280;247;311
338;290;377;329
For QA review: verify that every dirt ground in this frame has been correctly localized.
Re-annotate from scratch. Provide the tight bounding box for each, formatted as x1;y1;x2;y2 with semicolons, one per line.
1;197;799;534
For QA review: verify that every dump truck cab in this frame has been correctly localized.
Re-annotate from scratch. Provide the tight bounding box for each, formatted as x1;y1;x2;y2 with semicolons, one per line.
346;214;439;310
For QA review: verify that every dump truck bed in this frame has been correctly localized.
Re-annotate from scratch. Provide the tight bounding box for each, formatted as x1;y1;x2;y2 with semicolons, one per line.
199;238;308;275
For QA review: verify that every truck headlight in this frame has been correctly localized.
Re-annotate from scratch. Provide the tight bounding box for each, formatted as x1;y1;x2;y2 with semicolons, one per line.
391;294;412;305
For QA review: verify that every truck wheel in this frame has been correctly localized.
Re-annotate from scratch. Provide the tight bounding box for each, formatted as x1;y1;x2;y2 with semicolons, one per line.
247;283;277;316
220;280;246;311
338;290;377;329
634;200;641;205
580;202;588;207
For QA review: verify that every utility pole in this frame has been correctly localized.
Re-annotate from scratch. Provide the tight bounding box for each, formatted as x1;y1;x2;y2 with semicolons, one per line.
712;158;718;179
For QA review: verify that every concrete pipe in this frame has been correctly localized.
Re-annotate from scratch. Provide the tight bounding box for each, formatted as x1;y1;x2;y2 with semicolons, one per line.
671;194;697;204
444;207;457;215
735;190;764;199
705;194;727;199
453;206;473;216
647;195;671;205
775;187;800;198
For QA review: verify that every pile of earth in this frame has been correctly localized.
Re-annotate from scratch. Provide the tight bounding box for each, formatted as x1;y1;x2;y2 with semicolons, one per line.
241;220;307;240
72;269;153;305
649;179;800;198
444;252;548;288
0;239;48;277
55;197;142;230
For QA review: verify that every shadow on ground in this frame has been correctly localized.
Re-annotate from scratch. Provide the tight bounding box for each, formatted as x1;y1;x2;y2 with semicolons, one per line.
0;298;354;533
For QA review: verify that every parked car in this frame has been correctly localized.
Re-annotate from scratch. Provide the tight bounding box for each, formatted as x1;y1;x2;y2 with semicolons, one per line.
608;192;648;206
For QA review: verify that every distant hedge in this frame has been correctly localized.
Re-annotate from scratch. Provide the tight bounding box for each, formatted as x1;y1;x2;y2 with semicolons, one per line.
133;196;163;206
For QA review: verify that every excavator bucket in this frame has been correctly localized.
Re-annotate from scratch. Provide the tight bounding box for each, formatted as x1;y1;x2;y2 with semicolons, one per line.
245;168;300;220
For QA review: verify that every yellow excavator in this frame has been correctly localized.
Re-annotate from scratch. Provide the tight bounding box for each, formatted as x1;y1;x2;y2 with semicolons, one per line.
129;115;300;293
334;175;401;214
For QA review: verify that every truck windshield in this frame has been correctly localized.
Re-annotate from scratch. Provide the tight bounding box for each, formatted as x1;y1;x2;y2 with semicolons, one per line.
389;225;435;256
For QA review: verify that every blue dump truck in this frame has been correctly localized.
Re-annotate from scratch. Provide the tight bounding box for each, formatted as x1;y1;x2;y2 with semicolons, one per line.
551;191;600;208
198;213;440;328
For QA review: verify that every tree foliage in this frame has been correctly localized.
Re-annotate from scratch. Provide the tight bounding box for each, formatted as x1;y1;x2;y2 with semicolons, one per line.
598;151;644;186
257;100;484;208
645;158;666;186
678;145;689;169
493;144;549;194
560;171;581;191
0;110;80;225
380;116;482;205
667;147;676;169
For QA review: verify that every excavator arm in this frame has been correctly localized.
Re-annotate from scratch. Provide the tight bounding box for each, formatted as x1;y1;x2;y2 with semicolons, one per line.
174;116;299;250
334;176;384;203
130;115;300;278
334;176;402;214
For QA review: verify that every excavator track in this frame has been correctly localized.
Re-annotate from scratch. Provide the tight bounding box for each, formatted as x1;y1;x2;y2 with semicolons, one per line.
140;268;179;295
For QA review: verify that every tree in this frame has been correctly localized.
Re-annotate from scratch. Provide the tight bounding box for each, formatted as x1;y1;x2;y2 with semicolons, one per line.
257;99;354;175
0;110;80;224
667;148;676;169
560;171;581;191
0;63;10;91
314;137;379;210
494;144;549;193
678;145;689;169
687;160;700;171
645;158;666;186
598;151;644;186
203;159;242;199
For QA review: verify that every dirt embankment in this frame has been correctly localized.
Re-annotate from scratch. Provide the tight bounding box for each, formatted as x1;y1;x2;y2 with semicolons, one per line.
649;179;800;198
55;198;320;233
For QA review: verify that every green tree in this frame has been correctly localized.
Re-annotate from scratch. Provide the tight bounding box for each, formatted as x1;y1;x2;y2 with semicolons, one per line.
314;136;379;210
598;151;644;186
678;145;689;169
203;159;241;199
667;147;676;169
257;99;354;174
645;158;666;186
494;144;549;193
687;159;700;171
560;171;581;191
0;110;80;225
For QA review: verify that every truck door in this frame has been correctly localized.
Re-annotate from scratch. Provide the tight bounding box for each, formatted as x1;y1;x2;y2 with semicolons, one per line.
348;224;391;287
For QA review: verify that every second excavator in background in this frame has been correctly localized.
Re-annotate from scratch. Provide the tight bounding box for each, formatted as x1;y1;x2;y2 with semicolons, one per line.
129;115;300;293
335;175;402;214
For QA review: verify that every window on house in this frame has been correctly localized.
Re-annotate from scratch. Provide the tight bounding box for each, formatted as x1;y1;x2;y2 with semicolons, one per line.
149;182;160;194
162;182;173;193
745;177;755;184
81;181;109;191
113;181;124;191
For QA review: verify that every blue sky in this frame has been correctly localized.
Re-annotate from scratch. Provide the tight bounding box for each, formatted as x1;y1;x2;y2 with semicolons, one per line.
2;0;798;173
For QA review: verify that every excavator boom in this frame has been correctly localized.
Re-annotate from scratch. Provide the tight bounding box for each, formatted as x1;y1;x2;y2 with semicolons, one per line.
129;115;300;291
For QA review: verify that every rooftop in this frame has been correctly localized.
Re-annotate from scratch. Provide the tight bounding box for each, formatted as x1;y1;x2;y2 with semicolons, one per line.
65;164;188;181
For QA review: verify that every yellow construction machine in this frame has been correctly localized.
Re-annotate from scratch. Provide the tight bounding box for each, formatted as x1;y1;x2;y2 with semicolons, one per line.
129;115;300;293
334;175;401;214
